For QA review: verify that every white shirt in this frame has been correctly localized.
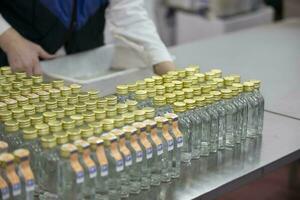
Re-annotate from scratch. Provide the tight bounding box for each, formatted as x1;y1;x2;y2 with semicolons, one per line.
0;0;172;67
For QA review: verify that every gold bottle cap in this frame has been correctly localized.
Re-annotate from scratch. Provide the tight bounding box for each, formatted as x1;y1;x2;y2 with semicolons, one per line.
144;78;155;88
49;88;61;99
154;116;168;128
228;74;241;83
11;108;25;119
32;75;43;84
9;89;21;98
13;149;30;163
167;71;179;80
48;120;63;133
62;117;75;130
173;102;186;113
114;116;125;129
146;88;156;98
16;72;26;80
192;86;202;96
183;88;194;99
143;107;155;119
127;83;137;92
102;134;118;147
213;78;224;87
30;113;43;125
4;98;18;110
0;110;12;122
78;92;90;103
74;139;90;153
43;112;56;123
16;96;29;107
75;102;87;114
211;69;222;78
154;96;166;106
67;128;82;142
132;122;146;134
123;112;135;125
105;95;117;106
188;64;200;72
85;100;97;111
52;107;65;119
102;119;114;132
188;76;198;85
228;86;239;96
133;110;146;122
116;103;128;115
243;82;255;92
164;83;175;93
105;106;117;118
122;126;138;139
23;127;38;140
110;129;126;139
46;98;58;110
60;143;78;158
224;76;234;86
155;85;165;95
232;83;244;93
116;85;128;95
5;74;15;82
64;105;76;116
1;81;12;92
0;141;8;152
182;79;192;88
41;135;57;149
97;98;107;109
31;83;42;93
70;84;82;94
152;75;163;85
184;99;196;109
0;92;9;101
60;86;72;97
126;100;138;112
204;94;214;104
34;102;46;113
88;90;100;100
249;80;261;89
66;94;77;105
70;114;84;127
136;80;146;90
18;117;31;129
88;122;103;136
93;109;106;120
172;80;183;90
87;136;103;151
83;111;95;123
221;89;232;99
175;90;185;101
162;74;173;83
135;90;147;101
185;67;197;77
176;70;185;79
35;123;49;136
194;96;206;107
207;81;218;90
0;102;7;112
52;79;64;89
27;93;39;104
165;93;176;104
41;82;52;91
210;91;222;101
201;85;212;94
12;80;23;89
54;131;69;145
164;113;179;122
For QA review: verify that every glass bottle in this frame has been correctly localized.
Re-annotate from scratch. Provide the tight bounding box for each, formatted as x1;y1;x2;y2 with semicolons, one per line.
132;122;152;189
39;135;60;199
0;111;12;140
116;85;129;103
154;117;174;182
0;153;22;200
13;149;35;200
250;80;264;136
173;102;192;164
0;173;10;200
154;96;173;117
122;126;142;194
87;137;109;200
110;129;131;197
220;89;238;147
57;143;84;200
135;90;149;109
101;134;124;200
164;113;183;178
3;120;22;151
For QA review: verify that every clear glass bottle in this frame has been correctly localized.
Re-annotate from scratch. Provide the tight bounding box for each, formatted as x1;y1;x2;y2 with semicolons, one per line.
0;153;22;200
220;89;238;147
164;113;183;178
39;135;60;199
173;102;192;164
57;143;84;200
250;80;264;136
3;120;22;151
101;134;124;200
116;85;129;103
0;111;12;140
153;96;173;116
74;140;97;200
135;90;149;109
111;129;131;197
132;122;152;189
154;117;174;182
87;137;109;200
122;126;142;194
13;149;35;200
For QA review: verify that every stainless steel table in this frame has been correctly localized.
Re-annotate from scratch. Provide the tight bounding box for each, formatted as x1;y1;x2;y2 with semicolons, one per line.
169;19;300;120
131;112;300;200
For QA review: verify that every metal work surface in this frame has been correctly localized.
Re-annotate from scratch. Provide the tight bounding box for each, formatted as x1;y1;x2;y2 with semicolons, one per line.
169;19;300;120
130;112;300;200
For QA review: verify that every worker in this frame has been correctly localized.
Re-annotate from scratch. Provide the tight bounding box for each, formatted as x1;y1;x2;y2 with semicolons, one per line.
0;0;176;76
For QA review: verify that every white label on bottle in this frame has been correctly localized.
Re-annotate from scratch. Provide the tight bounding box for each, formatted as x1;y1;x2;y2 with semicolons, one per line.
146;148;153;159
167;140;174;151
136;151;143;163
88;166;97;178
1;187;9;200
26;179;35;192
125;155;132;167
116;159;124;172
76;171;84;184
157;144;163;155
177;136;183;148
101;165;108;177
12;183;21;196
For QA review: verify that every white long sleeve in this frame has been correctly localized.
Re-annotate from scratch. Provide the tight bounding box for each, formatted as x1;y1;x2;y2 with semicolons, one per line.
0;14;11;36
106;0;172;68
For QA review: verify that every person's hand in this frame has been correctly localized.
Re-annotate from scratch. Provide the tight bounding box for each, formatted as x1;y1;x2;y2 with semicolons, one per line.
0;28;55;76
153;61;176;75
